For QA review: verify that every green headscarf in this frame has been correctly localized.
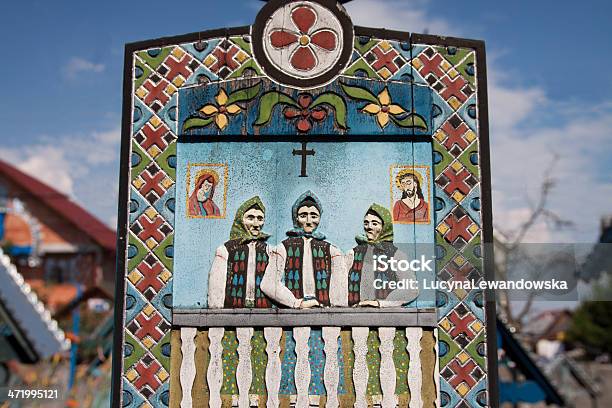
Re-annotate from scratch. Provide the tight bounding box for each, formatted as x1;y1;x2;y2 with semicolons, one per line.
229;196;270;243
355;203;394;246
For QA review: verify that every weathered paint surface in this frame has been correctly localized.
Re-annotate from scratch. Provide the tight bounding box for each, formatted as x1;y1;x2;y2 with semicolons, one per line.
173;141;434;309
117;0;491;406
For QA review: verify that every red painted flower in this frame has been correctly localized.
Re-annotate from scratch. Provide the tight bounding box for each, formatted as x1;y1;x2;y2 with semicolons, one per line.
283;94;328;133
269;6;338;72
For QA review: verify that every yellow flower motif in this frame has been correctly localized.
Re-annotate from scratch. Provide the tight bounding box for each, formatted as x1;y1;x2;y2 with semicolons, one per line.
362;87;406;128
199;89;242;130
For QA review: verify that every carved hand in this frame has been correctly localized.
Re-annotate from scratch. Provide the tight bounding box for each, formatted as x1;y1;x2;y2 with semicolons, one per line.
357;300;380;307
299;299;322;309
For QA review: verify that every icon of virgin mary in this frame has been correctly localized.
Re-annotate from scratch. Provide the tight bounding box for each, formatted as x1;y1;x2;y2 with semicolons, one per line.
188;169;221;217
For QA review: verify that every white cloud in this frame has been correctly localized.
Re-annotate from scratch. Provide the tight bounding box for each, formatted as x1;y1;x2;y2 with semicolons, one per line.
485;56;612;243
346;0;456;36
13;146;75;195
0;127;121;227
489;95;612;243
488;72;547;135
63;57;105;79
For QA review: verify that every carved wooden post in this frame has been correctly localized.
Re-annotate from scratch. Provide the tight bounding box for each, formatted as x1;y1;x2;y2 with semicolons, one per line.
379;328;397;408
264;327;283;408
208;328;225;408
179;328;197;408
294;327;311;408
352;327;369;408
322;327;341;408
236;327;254;408
407;328;423;408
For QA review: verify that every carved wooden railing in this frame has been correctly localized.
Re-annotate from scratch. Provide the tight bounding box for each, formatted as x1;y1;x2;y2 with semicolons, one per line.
173;308;438;408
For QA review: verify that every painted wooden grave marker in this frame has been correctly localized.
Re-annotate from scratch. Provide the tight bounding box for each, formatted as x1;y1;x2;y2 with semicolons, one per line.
113;0;498;407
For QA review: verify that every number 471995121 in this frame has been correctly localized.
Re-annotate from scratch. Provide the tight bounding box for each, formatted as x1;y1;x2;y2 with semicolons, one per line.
5;389;59;399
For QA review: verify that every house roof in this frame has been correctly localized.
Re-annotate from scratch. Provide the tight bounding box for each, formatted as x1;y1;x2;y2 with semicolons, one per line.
0;159;116;251
27;280;79;314
0;249;70;360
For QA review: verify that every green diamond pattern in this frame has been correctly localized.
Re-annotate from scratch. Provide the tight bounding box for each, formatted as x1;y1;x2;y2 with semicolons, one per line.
150;331;172;372
457;141;480;178
137;47;173;71
354;38;379;55
434;139;455;175
124;331;147;372
465;330;486;369
155;141;176;180
131;142;152;182
438;329;461;368
153;232;174;271
463;232;483;272
434;47;476;87
344;59;380;79
229;59;263;79
436;231;458;271
230;36;253;55
127;231;148;272
134;57;153;89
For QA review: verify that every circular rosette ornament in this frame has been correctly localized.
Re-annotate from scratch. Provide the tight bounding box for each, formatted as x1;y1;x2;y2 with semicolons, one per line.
253;0;354;88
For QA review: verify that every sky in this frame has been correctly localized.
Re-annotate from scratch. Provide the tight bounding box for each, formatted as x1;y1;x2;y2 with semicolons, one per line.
1;0;611;243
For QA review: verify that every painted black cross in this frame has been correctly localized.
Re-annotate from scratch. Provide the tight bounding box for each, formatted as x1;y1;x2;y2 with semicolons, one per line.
293;142;315;178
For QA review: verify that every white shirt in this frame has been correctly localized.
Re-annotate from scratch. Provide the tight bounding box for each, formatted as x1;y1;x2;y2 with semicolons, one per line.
207;242;268;308
302;237;316;299
261;237;347;307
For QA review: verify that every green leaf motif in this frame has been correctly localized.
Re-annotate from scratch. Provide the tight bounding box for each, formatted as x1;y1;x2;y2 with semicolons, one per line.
310;93;348;129
254;92;301;126
230;36;253;55
226;82;262;105
340;83;379;104
183;117;214;132
390;113;429;130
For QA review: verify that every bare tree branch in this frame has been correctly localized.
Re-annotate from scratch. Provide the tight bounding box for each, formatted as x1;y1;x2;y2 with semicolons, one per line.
493;154;574;331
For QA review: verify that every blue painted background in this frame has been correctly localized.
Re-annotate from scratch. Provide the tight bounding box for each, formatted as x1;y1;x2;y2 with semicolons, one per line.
173;141;435;309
